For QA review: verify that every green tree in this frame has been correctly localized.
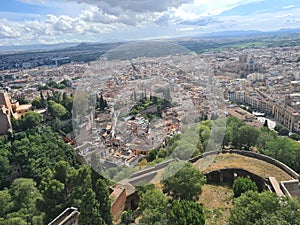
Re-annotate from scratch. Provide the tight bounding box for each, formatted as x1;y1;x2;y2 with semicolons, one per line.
235;125;260;150
168;200;205;225
146;149;158;162
289;133;300;141
9;178;42;212
232;177;258;198
20;111;43;130
48;100;68;119
223;127;233;147
229;191;300;225
54;161;71;184
78;188;106;225
161;162;206;201
261;137;300;172
39;179;66;222
274;124;289;136
139;189;169;225
8;178;44;224
0;190;12;217
40;92;47;108
94;179;112;225
0;217;27;225
61;92;73;112
119;210;136;225
0;143;10;188
31;97;41;109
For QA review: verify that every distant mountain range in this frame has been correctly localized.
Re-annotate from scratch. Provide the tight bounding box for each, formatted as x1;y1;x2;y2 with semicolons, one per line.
0;42;79;54
196;28;300;38
0;28;299;54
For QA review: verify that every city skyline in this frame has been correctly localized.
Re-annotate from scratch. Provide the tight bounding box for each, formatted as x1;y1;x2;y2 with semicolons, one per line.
0;0;300;46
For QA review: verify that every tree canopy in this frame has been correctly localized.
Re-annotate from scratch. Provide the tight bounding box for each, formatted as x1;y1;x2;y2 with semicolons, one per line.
168;200;205;225
229;191;300;225
232;177;258;198
161;162;206;201
139;188;169;225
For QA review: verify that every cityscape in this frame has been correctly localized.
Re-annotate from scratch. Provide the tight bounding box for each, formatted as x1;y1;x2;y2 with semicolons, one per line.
1;1;300;225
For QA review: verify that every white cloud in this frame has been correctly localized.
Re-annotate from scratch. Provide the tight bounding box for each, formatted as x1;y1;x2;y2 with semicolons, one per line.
283;5;295;9
72;0;194;13
17;0;46;4
0;0;299;46
0;21;21;39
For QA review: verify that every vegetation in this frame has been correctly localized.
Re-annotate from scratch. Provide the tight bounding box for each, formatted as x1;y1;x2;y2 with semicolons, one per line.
38;79;69;90
161;162;206;201
118;210;136;225
232;177;258;198
229;191;300;225
217;116;300;173
139;189;169;225
12;111;43;131
96;94;108;111
169;200;205;225
130;96;171;120
0;123;112;224
138;187;205;225
274;124;289;136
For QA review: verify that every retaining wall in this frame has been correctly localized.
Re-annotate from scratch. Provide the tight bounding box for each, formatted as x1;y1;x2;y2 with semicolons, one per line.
189;149;299;179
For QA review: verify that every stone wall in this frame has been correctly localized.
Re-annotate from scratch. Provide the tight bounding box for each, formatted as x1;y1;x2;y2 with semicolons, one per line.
189;149;299;179
111;188;127;223
129;158;179;179
281;180;300;202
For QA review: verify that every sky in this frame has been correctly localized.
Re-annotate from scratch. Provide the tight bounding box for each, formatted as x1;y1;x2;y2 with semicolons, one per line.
0;0;300;46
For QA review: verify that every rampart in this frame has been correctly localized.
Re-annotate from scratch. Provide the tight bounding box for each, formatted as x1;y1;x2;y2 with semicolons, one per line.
189;149;299;179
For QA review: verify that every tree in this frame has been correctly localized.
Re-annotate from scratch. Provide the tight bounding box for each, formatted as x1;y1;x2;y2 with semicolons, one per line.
119;210;136;225
229;191;300;225
0;190;12;217
139;189;169;225
40;92;47;108
232;177;258;198
54;161;71;184
0;217;27;225
235;125;260;150
48;100;68;119
31;97;41;109
261;137;300;172
39;179;66;222
9;178;42;212
168;200;205;225
146;149;158;162
20;111;43;130
96;94;108;111
94;179;112;225
161;162;206;201
274;124;289;136
223;127;233;147
78;188;106;225
289;133;300;141
8;178;44;224
61;92;73;112
0;143;10;188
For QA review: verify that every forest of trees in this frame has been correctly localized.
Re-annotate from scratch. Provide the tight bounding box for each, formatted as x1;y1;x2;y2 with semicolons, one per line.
0;91;113;225
0;125;112;225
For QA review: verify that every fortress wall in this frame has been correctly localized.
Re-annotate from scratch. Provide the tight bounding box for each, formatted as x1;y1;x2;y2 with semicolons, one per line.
189;149;299;179
129;158;179;179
